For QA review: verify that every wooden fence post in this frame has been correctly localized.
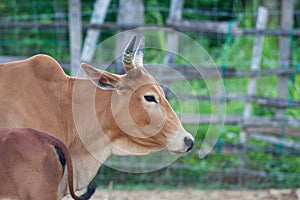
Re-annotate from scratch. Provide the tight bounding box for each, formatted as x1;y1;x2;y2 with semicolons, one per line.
81;0;111;63
240;7;268;143
115;0;144;74
164;0;184;65
239;6;268;184
68;0;82;76
276;0;294;117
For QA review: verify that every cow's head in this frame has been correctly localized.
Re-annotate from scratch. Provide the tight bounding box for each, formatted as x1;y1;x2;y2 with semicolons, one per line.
81;35;194;156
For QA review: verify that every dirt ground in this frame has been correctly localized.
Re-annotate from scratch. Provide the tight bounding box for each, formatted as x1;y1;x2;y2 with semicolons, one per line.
89;189;299;200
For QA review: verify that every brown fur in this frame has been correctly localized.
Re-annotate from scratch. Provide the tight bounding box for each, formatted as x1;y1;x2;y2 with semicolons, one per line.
0;128;85;200
0;52;194;195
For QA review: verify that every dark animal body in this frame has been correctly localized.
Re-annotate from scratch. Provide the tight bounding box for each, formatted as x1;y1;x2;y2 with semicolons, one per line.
0;128;95;200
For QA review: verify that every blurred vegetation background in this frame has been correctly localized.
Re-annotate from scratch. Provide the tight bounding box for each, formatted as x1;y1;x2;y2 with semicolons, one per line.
1;0;300;190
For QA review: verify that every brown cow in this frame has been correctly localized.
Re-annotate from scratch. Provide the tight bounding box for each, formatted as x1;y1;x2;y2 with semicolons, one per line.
0;35;194;197
0;128;95;200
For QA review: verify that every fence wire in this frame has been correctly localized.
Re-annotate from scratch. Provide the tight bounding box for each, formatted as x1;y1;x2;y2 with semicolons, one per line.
0;0;300;189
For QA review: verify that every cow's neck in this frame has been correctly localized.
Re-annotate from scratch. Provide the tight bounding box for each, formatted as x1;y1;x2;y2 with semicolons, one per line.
67;77;114;190
66;77;160;190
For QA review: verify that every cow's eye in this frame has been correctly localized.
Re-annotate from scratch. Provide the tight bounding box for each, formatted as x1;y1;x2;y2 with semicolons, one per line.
144;95;158;103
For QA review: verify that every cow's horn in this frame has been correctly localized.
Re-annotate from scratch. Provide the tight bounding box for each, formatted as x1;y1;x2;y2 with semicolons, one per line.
123;35;136;72
133;37;144;68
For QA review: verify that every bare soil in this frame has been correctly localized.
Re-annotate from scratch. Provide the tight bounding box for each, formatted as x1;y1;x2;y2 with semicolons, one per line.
89;189;299;200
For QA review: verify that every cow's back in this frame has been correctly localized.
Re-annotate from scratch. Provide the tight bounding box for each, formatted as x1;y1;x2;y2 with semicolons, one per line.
0;55;72;138
0;54;68;88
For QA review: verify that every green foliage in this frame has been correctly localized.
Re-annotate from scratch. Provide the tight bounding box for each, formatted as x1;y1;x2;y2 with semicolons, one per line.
144;0;169;25
286;75;300;117
1;0;300;190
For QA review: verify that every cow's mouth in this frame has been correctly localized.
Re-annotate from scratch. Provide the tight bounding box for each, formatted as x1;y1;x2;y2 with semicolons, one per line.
168;150;185;156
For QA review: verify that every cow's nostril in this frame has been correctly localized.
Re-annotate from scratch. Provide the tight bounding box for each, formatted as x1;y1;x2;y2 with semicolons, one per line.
184;137;194;152
184;137;193;146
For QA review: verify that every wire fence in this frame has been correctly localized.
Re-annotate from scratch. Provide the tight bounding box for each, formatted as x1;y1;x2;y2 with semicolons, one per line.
1;0;300;189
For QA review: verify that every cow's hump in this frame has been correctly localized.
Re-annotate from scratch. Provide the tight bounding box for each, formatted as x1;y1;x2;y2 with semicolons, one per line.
26;54;69;82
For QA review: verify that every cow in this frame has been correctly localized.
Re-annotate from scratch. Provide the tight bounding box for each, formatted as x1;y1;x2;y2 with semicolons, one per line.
0;128;95;200
0;35;194;198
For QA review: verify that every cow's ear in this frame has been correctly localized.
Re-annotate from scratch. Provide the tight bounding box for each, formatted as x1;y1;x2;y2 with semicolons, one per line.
81;63;120;90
